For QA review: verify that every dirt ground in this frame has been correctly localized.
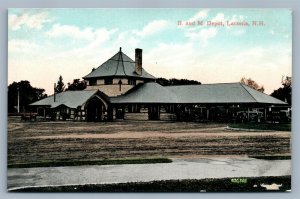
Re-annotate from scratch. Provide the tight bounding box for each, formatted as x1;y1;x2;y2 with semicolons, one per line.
7;117;291;165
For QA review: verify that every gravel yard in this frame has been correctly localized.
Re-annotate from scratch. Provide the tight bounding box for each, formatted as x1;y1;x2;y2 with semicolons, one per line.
8;117;291;166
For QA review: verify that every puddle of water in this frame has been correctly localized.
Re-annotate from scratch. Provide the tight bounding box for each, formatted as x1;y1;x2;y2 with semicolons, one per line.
209;161;228;165
260;183;282;190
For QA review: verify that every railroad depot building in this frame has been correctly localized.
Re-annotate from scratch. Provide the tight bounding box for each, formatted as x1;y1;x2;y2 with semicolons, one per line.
31;48;289;122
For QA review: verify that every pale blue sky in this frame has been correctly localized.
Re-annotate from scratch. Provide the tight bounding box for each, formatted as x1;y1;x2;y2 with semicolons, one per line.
8;8;292;94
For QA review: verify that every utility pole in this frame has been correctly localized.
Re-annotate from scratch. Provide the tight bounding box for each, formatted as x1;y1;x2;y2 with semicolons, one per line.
54;83;56;102
17;86;20;113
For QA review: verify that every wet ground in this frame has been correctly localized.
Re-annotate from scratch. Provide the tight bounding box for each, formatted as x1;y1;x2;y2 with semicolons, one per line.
8;117;291;165
7;117;291;191
7;157;291;191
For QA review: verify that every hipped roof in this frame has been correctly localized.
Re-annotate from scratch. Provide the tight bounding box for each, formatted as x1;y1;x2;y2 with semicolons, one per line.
111;82;287;105
111;82;178;104
83;49;156;80
31;82;287;108
30;90;99;108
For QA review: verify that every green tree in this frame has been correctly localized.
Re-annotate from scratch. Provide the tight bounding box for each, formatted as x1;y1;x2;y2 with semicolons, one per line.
8;81;47;113
66;79;87;91
271;76;292;105
55;75;65;93
240;77;265;93
156;77;201;86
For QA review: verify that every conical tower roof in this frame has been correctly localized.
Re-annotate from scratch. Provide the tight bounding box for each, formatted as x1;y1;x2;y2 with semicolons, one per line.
83;48;156;79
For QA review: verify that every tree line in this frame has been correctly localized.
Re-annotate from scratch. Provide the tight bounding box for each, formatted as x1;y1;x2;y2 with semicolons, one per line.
240;76;291;105
8;81;47;113
8;76;87;113
156;77;201;86
54;75;87;93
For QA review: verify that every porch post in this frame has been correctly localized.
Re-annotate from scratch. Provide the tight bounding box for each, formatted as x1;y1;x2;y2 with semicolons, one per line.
79;109;82;121
206;108;210;120
107;106;113;121
157;105;161;120
264;107;267;121
247;107;250;122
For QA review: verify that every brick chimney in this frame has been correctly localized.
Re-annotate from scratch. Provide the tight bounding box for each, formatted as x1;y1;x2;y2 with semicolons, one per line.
135;48;142;75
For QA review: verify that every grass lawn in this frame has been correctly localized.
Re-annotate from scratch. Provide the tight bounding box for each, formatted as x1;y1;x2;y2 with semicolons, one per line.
228;123;291;131
11;176;291;192
249;155;291;160
8;157;172;169
8;119;291;165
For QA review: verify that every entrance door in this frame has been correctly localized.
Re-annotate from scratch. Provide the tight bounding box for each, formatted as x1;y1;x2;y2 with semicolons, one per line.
86;98;103;122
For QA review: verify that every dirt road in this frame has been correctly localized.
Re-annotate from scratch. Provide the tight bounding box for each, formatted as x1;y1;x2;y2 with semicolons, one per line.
8;118;291;165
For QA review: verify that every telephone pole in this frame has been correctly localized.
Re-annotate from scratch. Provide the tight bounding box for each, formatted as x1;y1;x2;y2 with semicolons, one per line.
17;86;20;113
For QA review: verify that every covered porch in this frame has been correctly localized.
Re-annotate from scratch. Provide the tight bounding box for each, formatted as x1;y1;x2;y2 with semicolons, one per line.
109;82;290;123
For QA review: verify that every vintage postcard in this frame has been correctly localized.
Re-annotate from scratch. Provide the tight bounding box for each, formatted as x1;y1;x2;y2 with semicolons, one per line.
7;8;291;192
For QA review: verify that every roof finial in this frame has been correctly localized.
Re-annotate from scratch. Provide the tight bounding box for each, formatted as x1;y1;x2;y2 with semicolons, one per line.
119;47;122;52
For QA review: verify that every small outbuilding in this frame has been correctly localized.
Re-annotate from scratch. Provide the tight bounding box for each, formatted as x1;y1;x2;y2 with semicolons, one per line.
30;90;110;122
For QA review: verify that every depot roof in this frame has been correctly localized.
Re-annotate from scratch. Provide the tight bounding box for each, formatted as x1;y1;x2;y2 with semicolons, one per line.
111;82;287;105
83;49;155;80
30;90;99;108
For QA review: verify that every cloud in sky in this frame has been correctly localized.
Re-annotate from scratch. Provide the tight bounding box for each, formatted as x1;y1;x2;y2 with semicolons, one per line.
182;11;246;44
8;9;292;95
185;27;218;44
8;39;39;52
50;27;119;62
211;13;225;22
116;31;140;48
145;42;196;77
145;42;291;94
231;29;246;36
135;20;170;37
187;9;210;22
47;24;95;40
9;11;50;30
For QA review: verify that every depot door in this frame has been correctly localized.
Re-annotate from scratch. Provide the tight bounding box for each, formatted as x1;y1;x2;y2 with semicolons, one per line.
86;98;104;122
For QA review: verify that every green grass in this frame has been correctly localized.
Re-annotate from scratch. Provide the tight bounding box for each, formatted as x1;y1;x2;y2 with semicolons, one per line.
8;158;172;169
249;155;291;160
228;123;291;131
11;176;291;192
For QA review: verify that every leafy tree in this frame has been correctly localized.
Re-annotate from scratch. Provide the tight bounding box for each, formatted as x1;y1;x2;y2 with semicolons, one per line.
8;81;47;113
55;75;65;93
66;79;87;91
271;76;292;105
156;77;201;86
240;77;265;93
